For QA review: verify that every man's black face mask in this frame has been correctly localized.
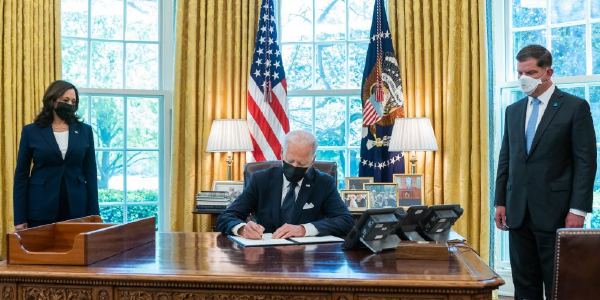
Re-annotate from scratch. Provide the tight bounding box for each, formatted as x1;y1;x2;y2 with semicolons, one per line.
282;160;308;183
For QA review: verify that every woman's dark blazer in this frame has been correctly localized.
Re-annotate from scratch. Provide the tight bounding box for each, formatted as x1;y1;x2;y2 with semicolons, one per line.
13;122;99;225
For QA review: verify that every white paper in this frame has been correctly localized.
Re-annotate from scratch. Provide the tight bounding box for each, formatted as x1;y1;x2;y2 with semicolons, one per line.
228;233;294;247
288;235;344;244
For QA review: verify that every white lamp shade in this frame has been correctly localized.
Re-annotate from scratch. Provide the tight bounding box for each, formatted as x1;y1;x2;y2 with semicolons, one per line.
388;117;439;151
206;119;254;152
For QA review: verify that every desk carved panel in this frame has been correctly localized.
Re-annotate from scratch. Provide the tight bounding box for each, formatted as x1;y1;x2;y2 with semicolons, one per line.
117;289;331;300
18;285;111;300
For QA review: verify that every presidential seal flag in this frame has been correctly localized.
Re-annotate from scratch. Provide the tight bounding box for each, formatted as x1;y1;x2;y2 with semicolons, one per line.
247;0;289;162
359;0;405;182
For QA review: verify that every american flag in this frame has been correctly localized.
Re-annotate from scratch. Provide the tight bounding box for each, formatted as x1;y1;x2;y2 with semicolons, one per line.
247;0;289;162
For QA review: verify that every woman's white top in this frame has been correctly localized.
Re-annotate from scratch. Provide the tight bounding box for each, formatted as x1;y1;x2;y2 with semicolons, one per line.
53;131;69;159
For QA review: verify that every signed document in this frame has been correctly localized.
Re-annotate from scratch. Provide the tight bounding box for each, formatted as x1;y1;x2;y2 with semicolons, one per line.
228;233;343;247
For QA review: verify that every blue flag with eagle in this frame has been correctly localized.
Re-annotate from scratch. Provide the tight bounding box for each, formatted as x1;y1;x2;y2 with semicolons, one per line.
359;0;405;182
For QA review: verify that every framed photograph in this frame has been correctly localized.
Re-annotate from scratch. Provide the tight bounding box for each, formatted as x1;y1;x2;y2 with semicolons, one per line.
364;183;398;208
345;177;374;190
393;174;424;207
212;180;244;204
340;190;370;212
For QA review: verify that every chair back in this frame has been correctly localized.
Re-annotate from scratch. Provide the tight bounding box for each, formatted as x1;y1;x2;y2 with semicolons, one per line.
552;228;600;300
243;160;337;187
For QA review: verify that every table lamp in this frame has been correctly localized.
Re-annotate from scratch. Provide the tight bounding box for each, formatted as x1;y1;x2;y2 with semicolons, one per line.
388;117;438;174
206;119;254;180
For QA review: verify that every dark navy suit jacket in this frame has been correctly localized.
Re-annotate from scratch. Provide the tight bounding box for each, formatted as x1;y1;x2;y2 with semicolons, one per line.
13;122;99;225
217;166;354;236
495;88;597;232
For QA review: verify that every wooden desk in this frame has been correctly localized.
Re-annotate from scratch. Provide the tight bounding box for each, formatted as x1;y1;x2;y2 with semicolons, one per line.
0;232;503;300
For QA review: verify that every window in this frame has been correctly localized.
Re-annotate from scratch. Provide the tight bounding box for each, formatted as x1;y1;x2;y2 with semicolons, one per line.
61;0;173;230
279;0;372;188
493;0;600;293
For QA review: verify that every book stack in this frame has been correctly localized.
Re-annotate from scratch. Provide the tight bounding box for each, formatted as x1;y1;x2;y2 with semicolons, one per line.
196;191;230;210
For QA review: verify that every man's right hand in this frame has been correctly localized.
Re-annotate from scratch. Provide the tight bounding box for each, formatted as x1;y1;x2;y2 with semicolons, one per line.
14;223;28;231
239;221;265;239
494;206;508;231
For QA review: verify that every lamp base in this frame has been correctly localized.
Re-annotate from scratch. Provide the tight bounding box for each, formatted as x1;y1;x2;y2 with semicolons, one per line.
410;155;417;174
226;152;233;181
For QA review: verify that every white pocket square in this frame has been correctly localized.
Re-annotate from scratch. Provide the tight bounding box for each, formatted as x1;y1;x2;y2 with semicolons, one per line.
302;203;314;209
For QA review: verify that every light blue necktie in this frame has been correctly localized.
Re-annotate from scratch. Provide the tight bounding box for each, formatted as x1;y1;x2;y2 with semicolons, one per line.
526;97;541;153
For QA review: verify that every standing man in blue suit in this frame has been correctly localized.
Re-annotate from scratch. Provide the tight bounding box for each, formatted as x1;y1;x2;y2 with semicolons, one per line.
13;80;99;230
494;45;596;300
217;130;354;239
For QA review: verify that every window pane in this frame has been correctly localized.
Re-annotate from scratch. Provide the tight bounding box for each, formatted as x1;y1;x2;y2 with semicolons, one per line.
128;97;159;148
593;0;600;19
348;43;368;89
127;205;158;229
92;96;124;148
349;96;362;146
126;0;159;41
512;0;546;28
551;0;585;24
592;24;600;74
513;29;546;62
126;151;158;202
315;0;346;41
551;25;586;77
591;209;600;228
91;41;124;88
282;44;313;90
77;95;89;123
288;97;313;132
316;149;345;189
96;151;124;200
315;96;346;146
100;205;124;223
348;0;372;40
280;0;313;42
62;39;88;88
558;86;585;99
589;85;600;144
126;43;159;89
315;44;346;89
91;0;124;39
61;0;88;37
349;149;360;177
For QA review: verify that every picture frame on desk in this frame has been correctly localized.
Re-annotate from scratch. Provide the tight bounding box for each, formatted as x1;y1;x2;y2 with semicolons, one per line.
212;180;244;203
364;183;397;208
345;177;374;190
393;173;424;207
340;190;370;212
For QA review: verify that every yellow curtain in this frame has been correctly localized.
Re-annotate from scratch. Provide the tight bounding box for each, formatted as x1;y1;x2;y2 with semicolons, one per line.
388;0;490;262
0;0;62;257
170;0;260;232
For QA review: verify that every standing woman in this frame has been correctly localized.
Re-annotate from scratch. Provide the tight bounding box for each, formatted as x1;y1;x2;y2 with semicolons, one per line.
13;80;99;230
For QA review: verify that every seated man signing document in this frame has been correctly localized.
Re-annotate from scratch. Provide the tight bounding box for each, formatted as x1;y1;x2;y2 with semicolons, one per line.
217;130;354;239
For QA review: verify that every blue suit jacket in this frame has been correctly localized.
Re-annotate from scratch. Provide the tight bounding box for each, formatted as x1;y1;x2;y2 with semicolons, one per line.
13;122;99;225
217;166;354;236
495;88;597;232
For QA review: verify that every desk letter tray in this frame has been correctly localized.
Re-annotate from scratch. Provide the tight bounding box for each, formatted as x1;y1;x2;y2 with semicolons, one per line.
7;216;155;265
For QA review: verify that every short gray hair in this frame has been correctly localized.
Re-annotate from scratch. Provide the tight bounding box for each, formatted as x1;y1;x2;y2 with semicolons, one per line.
283;130;317;157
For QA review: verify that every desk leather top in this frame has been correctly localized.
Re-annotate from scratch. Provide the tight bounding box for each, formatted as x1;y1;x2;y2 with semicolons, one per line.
0;232;503;289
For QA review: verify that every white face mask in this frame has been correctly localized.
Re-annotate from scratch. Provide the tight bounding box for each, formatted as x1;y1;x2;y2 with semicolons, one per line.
518;69;548;95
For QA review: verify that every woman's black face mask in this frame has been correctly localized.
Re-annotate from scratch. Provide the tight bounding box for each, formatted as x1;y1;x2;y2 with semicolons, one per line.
55;102;77;121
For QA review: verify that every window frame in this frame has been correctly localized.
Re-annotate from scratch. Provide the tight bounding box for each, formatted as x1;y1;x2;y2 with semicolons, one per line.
277;0;370;187
492;0;600;295
61;0;175;231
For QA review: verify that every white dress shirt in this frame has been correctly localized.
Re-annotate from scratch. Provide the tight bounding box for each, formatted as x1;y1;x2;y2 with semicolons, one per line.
525;84;586;218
